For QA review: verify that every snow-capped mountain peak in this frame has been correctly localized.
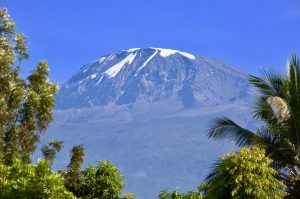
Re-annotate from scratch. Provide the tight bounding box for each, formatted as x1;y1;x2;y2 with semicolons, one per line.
125;48;141;52
150;47;195;59
56;47;251;109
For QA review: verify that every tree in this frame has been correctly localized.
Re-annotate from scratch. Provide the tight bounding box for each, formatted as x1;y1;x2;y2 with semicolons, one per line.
42;139;63;164
207;55;300;197
205;147;286;199
65;145;85;196
0;8;57;165
0;8;133;199
81;160;124;199
122;192;136;199
0;158;75;198
157;184;206;199
0;7;78;198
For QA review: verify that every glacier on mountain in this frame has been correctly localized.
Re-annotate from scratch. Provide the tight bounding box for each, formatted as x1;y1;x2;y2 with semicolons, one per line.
136;50;159;74
104;52;137;78
151;47;195;59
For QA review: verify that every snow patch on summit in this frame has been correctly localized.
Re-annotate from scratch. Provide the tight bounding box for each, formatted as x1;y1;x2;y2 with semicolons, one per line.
90;73;97;79
127;48;140;52
151;48;195;60
97;57;106;63
104;53;137;78
136;50;159;74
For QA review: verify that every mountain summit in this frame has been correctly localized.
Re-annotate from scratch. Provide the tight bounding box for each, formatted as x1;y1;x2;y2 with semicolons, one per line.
56;47;251;109
49;48;255;199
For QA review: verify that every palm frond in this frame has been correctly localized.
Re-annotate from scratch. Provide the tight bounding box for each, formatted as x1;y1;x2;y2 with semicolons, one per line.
249;71;284;97
254;127;298;168
287;55;300;146
287;54;300;95
254;126;277;146
205;160;221;183
207;117;256;147
249;75;275;96
262;70;285;95
253;96;278;122
288;109;300;146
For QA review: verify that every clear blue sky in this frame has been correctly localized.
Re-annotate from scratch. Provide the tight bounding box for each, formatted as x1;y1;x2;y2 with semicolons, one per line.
1;0;300;84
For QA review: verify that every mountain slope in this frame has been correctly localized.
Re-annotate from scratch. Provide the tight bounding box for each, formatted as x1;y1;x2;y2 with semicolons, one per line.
56;48;252;109
44;48;255;199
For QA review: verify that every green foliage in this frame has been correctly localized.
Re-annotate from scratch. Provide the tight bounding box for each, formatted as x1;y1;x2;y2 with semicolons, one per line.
0;158;75;198
1;9;134;198
207;55;300;197
157;184;206;199
0;7;76;198
205;147;286;199
42;140;63;164
65;145;85;196
0;8;58;165
80;160;124;199
0;8;134;199
122;192;136;199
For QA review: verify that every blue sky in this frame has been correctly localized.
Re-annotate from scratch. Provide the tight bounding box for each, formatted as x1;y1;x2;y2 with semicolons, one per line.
1;0;300;84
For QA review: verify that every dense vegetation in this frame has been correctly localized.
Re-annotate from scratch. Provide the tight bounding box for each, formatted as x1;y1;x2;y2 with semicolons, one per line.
205;147;286;198
1;6;299;199
0;159;75;198
157;147;287;199
207;54;300;198
0;8;134;199
157;183;207;199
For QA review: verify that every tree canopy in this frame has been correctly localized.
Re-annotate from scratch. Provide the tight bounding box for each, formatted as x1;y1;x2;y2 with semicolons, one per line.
0;8;57;165
205;147;286;199
0;158;75;198
81;160;125;199
0;8;133;199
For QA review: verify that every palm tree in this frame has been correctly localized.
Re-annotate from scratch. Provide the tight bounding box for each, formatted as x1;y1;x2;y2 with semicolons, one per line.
207;55;300;197
42;140;63;164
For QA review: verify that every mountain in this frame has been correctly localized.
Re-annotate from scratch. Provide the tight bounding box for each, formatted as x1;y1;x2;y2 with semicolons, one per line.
41;48;256;199
56;47;252;109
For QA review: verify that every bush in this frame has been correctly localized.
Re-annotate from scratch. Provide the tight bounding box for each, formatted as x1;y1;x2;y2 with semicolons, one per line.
0;158;75;198
81;160;124;199
206;147;286;199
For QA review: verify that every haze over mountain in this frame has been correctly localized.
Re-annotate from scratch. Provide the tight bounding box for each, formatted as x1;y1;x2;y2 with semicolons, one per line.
41;48;256;199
